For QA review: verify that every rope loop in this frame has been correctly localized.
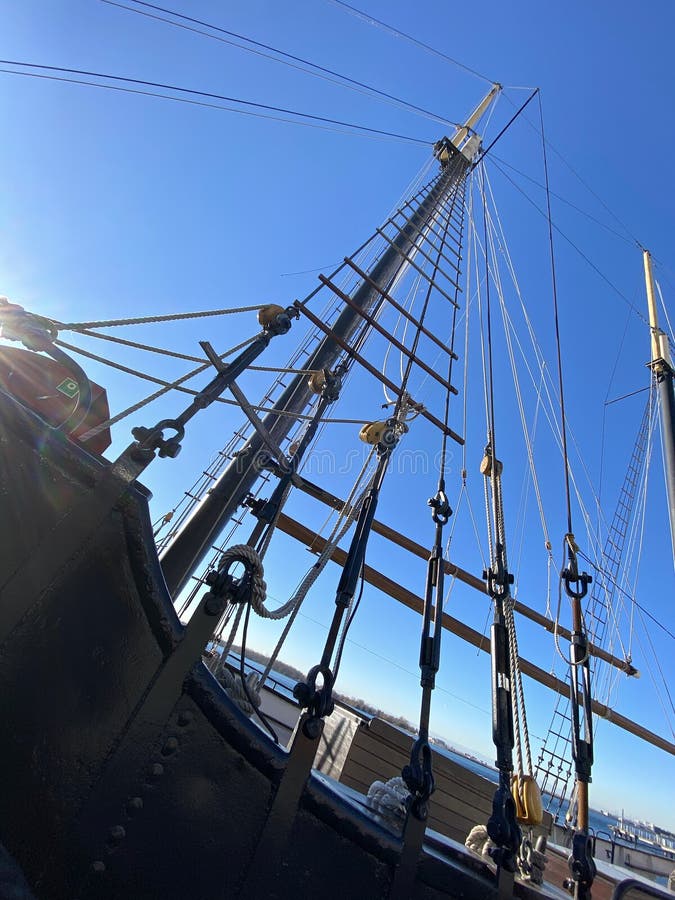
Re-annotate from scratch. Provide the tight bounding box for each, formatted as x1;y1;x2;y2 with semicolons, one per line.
216;667;261;718
0;298;94;433
366;777;409;829
0;298;57;349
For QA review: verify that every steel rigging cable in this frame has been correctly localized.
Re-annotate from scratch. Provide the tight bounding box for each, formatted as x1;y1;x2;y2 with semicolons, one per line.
0;62;431;145
327;0;496;85
539;92;596;900
100;0;463;130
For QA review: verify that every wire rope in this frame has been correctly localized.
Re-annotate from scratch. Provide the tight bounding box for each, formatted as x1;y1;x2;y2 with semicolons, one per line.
100;0;463;130
327;0;496;84
0;63;431;146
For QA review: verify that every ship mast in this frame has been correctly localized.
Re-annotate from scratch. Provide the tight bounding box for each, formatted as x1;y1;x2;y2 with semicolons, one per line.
161;86;501;598
643;249;675;563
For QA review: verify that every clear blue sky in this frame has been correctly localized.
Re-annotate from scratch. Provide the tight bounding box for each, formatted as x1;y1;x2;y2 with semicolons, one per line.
2;0;674;829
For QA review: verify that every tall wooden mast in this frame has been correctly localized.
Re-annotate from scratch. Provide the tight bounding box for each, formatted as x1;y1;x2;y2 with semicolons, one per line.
161;87;501;598
643;249;675;563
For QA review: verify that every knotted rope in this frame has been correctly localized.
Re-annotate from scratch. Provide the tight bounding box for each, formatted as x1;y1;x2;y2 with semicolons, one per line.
465;826;548;885
216;667;261;718
366;776;409;829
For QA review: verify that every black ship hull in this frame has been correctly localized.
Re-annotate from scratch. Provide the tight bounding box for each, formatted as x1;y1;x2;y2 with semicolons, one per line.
0;389;652;900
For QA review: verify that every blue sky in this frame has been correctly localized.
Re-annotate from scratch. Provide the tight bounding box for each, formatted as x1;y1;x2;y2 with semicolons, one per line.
2;0;674;829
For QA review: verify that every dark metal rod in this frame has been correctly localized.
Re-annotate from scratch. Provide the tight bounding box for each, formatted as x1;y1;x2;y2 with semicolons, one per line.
160;154;470;597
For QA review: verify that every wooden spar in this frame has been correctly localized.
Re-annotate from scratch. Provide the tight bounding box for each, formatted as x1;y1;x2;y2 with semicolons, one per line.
292;475;638;678
317;274;458;396
384;215;461;275
342;258;458;360
374;228;461;302
293;301;464;444
274;512;674;757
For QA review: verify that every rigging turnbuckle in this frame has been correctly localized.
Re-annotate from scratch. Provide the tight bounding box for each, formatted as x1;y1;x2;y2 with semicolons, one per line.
487;780;521;874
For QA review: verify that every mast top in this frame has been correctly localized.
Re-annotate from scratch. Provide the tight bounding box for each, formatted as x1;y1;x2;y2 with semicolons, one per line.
438;83;502;163
643;249;673;371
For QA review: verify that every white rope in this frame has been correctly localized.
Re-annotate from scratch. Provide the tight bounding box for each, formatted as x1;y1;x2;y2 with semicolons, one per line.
69;326;318;374
216;544;292;621
216;666;261;717
261;454;377;685
465;825;495;858
465;825;547;885
366;776;409;827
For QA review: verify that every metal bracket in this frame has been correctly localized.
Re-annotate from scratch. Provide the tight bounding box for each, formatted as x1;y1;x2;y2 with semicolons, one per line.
226;377;290;472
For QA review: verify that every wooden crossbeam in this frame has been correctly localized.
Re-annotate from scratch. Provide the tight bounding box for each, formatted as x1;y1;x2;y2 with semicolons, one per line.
274;512;672;757
318;275;458;397
293;301;464;445
343;258;458;360
385;215;461;276
374;229;460;305
292;476;639;679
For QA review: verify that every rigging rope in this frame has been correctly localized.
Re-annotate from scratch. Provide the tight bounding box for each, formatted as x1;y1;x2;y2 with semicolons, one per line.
102;0;462;130
60;305;265;330
538;93;595;899
328;0;496;84
0;63;431;146
539;96;572;537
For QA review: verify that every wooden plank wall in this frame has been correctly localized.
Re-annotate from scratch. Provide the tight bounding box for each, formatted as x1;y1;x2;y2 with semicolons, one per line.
314;705;364;781
339;717;552;846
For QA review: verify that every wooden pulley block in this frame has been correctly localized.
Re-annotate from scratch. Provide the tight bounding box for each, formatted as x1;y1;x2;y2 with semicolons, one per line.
257;304;285;328
307;369;327;394
359;420;388;445
479;452;503;477
512;774;544;826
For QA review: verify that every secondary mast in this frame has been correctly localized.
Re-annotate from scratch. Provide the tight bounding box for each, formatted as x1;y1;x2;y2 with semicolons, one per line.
643;249;675;563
